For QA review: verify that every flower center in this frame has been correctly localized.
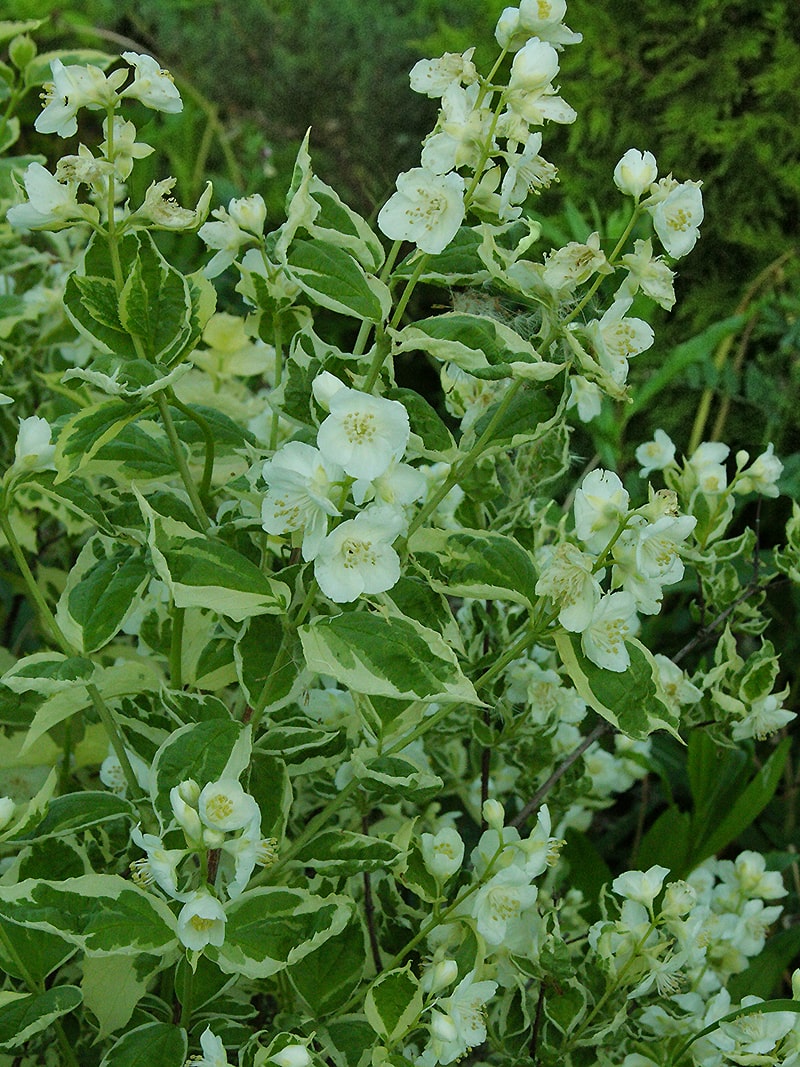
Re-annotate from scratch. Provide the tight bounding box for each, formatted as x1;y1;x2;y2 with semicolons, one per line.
667;207;692;233
343;412;376;444
206;794;234;822
190;915;215;932
342;538;375;569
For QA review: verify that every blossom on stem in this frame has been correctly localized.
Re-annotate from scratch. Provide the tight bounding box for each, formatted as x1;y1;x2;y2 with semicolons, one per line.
198;779;260;834
176;890;226;951
645;178;704;259
505;38;576;126
13;415;56;472
7;163;98;232
573;469;630;555
542;232;612;293
613;149;658;199
635;429;676;478
583;297;654;385
409;49;478;98
581;591;638;672
121;52;183;113
316;387;410;481
35;59;124;137
421;827;465;882
377;167;465;255
313;506;404;602
100;116;154;181
261;442;344;561
189;1027;231;1067
535;541;602;632
495;0;582;52
425;970;498;1065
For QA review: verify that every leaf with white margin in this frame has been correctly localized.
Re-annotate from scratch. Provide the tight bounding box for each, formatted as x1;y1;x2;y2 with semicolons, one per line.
143;509;290;623
555;632;680;740
409;527;538;607
0;985;83;1050
364;965;424;1044
98;1021;187;1067
393;312;561;381
299;612;482;704
0;875;177;955
286;239;391;323
82;955;162;1041
211;887;352;980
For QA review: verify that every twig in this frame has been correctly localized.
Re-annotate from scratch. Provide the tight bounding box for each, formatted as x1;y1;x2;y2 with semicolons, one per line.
511;721;610;829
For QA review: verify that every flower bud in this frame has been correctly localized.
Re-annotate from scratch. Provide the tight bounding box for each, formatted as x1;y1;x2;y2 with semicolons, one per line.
430;1010;458;1043
482;799;505;832
311;370;346;412
229;193;267;236
614;149;658;199
0;796;16;832
427;959;458;994
271;1045;312;1067
420;827;465;882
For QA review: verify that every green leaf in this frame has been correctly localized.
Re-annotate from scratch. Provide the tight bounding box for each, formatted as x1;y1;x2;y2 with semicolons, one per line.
385;387;455;457
82;955;163;1041
0;985;82;1051
54;399;145;482
409;527;538;607
99;1021;187;1067
16;471;114;534
393;226;488;284
57;537;150;653
1;652;95;696
364;965;424;1044
235;613;302;710
0;876;177;955
150;720;244;826
728;926;800;1001
286;239;390;322
289;916;367;1015
555;633;680;740
394;312;560;381
354;755;444;805
300;611;481;704
688;736;790;868
0;921;76;984
213;887;352;980
470;380;563;451
635;804;693;874
295;830;403;875
255;720;346;772
145;514;291;622
11;792;134;842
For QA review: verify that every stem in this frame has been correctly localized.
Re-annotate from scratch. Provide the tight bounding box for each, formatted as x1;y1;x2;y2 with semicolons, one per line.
269;314;284;452
561;205;642;328
179;957;194;1029
170;603;185;689
167;392;217;507
405;378;524;542
155;393;211;530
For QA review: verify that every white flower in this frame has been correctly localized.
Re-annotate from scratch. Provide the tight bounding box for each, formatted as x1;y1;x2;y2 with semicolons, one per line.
421;827;465;881
100;116;154;180
505;38;576;126
734;443;783;497
718;996;796;1058
409;49;478;98
13;415;56;471
199;194;266;277
653;654;703;712
573;469;630;554
314;507;404;602
619;238;676;310
535;542;602;632
170;781;203;842
686;441;730;495
7;163;96;232
351;459;426;509
132;177;213;230
0;796;15;832
271;1047;312;1067
430;970;498;1065
566;375;603;423
35;59;122;137
498;132;558;219
505;0;582;50
542;232;612;293
377;167;465;255
316;387;410;481
198;779;260;833
584;297;654;385
647;180;704;259
420;83;492;176
581;591;638;672
176;890;226;951
121;52;183;113
731;690;795;741
612;864;670;908
636;429;676;477
613;149;658;199
261;442;344;561
471;867;539;946
190;1027;231;1067
130;825;188;900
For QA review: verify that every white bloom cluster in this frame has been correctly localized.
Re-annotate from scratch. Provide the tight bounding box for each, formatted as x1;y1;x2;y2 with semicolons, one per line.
261;371;425;602
130;774;275;953
8;53;209;236
590;852;786;1012
535;467;696;671
378;1;582;256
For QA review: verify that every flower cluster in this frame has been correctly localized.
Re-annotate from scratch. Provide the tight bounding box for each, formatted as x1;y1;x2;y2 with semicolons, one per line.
261;371;425;601
130;774;275;952
535;467;696;670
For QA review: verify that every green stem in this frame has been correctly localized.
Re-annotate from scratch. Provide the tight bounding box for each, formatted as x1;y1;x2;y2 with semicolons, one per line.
405;378;524;542
179;957;194;1029
561;204;642;328
167;392;217;506
170;603;185;689
155;393;211;530
269;314;284;452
